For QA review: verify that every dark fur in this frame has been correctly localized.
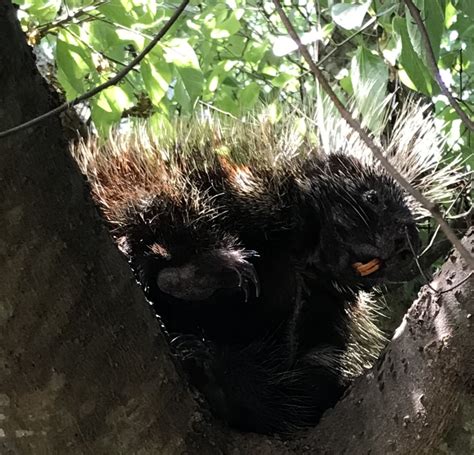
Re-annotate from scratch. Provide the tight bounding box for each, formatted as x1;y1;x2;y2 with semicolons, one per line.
91;150;420;434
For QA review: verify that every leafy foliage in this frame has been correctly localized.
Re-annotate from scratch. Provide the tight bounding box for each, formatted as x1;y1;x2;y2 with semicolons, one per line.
16;0;472;166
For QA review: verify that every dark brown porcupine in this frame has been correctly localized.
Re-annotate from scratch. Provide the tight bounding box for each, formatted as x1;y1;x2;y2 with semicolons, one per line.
73;105;464;434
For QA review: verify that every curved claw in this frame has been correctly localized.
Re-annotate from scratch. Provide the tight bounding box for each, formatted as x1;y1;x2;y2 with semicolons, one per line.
244;262;260;298
231;266;244;288
231;261;260;302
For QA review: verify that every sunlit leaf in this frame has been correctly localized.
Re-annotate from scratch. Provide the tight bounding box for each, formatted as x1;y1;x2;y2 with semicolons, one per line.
406;0;445;63
393;17;438;95
164;39;203;106
141;50;173;106
331;1;371;30
350;47;388;132
55;29;95;99
90;85;134;134
210;10;241;39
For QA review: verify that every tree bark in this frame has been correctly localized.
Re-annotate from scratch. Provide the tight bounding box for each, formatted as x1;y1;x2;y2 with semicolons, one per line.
0;2;216;453
0;1;472;454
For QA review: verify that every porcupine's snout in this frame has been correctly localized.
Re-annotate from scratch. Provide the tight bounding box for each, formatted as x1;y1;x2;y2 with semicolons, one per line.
350;217;420;282
393;220;420;261
381;218;421;279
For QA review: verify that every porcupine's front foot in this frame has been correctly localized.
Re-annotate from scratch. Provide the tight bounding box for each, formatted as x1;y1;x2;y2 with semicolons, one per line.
157;248;260;301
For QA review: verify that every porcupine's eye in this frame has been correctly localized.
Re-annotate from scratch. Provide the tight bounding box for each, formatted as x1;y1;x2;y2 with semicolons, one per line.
364;190;379;206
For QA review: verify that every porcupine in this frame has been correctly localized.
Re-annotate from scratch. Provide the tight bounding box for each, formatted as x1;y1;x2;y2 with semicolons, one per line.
73;103;464;434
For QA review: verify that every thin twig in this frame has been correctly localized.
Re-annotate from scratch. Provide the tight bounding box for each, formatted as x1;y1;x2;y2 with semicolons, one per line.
318;16;376;66
0;0;190;140
404;0;474;132
407;229;472;294
271;0;474;270
85;13;155;40
419;180;471;257
37;1;109;36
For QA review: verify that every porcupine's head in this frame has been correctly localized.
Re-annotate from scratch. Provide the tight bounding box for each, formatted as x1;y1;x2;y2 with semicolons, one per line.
307;153;421;286
297;98;467;287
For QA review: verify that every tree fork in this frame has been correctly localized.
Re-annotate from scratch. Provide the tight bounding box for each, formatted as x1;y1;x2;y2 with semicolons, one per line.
0;1;472;454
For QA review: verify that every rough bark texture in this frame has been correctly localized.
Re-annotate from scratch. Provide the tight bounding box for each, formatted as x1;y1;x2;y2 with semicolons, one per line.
0;2;217;453
0;1;472;454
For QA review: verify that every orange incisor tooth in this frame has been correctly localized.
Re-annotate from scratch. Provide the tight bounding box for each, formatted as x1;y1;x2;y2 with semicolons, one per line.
352;258;381;276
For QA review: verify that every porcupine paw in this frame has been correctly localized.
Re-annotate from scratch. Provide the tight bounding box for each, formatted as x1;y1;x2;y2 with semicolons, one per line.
170;334;218;388
213;248;260;302
157;248;260;302
170;334;214;364
169;334;232;418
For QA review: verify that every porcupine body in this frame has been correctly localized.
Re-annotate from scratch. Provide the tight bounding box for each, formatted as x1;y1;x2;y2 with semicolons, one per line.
74;104;463;434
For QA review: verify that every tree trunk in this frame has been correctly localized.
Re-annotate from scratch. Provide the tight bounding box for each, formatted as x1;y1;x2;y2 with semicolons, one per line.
0;1;472;454
0;2;215;453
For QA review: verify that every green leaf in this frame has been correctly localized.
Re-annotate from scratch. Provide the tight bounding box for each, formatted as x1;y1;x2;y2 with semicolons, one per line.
207;73;220;93
393;17;437;95
445;1;457;28
215;93;239;116
458;0;474;20
439;50;458;70
406;0;445;64
96;85;134;113
176;67;203;105
174;78;192;112
350;47;388;132
351;47;387;87
206;60;238;94
22;0;61;23
398;69;417;91
164;38;200;70
55;29;95;99
90;85;134;134
227;35;247;58
239;82;260;109
210;10;241;39
88;21;122;53
245;42;269;64
339;75;353;95
272;72;296;88
373;0;398;27
61;0;94;7
141;50;172;106
98;0;137;27
331;1;371;30
164;39;203;106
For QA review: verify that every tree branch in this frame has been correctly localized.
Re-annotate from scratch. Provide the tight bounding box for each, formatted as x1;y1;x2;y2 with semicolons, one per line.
404;0;474;132
0;0;189;140
270;0;474;271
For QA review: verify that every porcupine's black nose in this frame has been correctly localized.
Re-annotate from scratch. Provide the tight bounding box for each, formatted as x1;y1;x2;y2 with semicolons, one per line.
384;221;421;273
393;237;413;263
